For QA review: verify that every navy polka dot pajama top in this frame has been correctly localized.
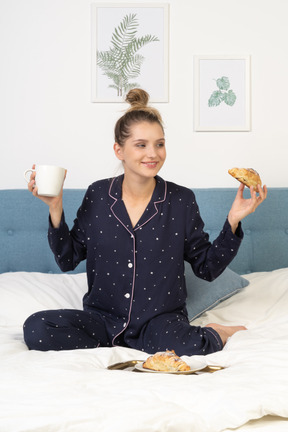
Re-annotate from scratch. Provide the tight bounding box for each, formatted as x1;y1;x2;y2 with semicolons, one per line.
23;175;243;356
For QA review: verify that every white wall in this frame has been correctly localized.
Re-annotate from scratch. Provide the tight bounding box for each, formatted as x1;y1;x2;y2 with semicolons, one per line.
1;0;288;190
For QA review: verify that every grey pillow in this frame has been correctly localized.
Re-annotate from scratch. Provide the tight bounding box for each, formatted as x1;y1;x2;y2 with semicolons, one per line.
185;262;249;322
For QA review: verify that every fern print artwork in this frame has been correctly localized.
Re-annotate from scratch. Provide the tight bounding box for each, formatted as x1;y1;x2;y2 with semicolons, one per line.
97;13;159;97
208;76;237;107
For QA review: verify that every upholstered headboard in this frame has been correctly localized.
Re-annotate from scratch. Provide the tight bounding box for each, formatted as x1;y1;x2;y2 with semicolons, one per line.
0;188;287;274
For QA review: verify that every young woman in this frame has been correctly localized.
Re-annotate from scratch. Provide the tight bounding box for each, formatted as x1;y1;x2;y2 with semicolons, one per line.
24;89;267;356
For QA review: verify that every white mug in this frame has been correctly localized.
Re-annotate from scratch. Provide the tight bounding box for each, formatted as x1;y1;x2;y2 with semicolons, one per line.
24;165;66;197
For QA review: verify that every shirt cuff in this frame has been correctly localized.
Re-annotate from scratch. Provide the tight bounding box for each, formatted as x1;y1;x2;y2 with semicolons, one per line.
48;211;66;231
225;218;243;240
203;327;224;351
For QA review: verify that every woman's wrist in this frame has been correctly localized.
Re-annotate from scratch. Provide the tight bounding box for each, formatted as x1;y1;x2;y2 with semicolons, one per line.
49;204;63;229
228;212;239;234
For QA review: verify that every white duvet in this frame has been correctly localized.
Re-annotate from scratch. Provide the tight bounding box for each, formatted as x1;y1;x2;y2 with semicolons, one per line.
1;268;288;432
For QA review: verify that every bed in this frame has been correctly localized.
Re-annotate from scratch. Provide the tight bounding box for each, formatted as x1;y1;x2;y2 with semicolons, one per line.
1;187;288;432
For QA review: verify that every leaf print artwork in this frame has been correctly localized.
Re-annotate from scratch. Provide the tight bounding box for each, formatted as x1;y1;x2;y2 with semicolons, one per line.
223;90;237;106
97;13;159;97
208;90;224;107
216;76;230;91
208;76;237;107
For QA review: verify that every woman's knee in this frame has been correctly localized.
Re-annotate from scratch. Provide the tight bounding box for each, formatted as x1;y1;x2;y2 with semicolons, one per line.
23;311;50;351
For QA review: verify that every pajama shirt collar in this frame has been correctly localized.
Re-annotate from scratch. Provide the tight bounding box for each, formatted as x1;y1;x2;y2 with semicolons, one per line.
108;174;167;231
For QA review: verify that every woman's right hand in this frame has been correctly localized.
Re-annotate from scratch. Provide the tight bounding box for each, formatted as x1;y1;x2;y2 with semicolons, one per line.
27;164;66;228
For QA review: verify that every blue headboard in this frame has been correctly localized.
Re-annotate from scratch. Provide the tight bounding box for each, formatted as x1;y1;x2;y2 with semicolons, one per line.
0;188;287;274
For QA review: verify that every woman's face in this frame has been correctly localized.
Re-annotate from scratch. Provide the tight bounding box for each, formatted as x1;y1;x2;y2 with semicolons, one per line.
114;121;166;181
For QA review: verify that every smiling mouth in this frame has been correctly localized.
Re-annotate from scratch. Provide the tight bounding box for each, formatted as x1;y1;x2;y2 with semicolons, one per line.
142;162;158;168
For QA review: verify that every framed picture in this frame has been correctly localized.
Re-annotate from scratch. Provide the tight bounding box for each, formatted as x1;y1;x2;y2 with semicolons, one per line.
91;3;169;103
194;55;251;131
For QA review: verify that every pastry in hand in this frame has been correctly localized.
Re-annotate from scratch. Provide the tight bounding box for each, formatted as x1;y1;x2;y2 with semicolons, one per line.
143;350;191;372
228;168;262;190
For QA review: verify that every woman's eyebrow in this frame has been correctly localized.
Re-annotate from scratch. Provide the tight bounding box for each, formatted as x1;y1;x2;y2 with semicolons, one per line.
133;138;148;143
132;137;165;143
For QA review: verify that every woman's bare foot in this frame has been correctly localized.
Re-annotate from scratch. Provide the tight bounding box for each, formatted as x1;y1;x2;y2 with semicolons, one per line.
206;323;247;346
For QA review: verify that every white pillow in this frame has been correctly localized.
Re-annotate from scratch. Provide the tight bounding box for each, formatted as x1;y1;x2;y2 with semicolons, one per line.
0;272;87;326
190;267;288;326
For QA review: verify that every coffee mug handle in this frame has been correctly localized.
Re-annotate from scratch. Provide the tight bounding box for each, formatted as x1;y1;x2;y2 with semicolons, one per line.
24;169;35;183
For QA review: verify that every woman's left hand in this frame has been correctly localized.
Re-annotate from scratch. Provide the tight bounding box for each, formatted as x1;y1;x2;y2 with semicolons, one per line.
228;183;268;233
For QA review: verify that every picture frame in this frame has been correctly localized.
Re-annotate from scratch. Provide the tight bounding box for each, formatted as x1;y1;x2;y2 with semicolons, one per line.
91;3;169;103
194;55;251;131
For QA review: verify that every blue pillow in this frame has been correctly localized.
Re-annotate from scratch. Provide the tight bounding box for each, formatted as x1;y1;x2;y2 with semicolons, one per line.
185;262;249;322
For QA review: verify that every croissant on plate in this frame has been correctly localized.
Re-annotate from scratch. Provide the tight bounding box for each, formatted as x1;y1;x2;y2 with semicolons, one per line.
143;350;191;372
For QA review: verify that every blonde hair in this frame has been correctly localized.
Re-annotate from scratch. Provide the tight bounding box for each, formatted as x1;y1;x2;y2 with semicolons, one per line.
114;88;164;146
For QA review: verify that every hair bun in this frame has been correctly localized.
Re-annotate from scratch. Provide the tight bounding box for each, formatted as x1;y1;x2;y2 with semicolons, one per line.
114;88;164;145
125;88;149;109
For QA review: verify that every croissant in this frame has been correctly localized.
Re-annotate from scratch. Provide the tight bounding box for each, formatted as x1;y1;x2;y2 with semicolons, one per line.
228;167;262;190
143;350;191;372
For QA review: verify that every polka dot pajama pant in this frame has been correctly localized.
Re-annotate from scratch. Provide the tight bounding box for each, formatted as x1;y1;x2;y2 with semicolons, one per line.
128;313;223;356
23;309;223;355
23;309;111;351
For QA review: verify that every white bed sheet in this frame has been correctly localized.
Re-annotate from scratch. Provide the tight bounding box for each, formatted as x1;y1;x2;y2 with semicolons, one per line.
1;268;288;432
